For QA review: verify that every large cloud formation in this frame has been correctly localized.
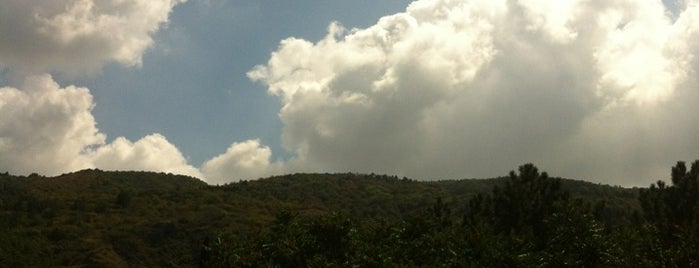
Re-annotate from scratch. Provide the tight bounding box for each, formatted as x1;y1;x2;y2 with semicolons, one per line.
0;0;201;178
2;0;698;186
238;0;699;186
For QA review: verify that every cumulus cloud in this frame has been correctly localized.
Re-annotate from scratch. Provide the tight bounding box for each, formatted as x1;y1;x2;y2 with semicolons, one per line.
0;75;201;178
0;0;186;76
201;139;284;185
247;0;699;186
0;74;103;175
0;0;203;179
88;134;203;178
2;0;697;186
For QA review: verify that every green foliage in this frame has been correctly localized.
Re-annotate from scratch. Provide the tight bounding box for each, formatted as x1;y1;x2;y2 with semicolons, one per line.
490;164;568;235
203;164;634;267
4;162;698;267
0;228;54;267
461;164;620;267
638;161;699;266
115;190;132;209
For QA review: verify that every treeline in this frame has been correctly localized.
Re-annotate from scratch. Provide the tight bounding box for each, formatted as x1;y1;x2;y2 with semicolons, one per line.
202;162;699;267
0;163;688;267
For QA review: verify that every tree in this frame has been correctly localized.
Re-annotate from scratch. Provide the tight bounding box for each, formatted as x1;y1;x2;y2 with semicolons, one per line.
464;164;617;266
638;160;699;266
489;164;569;237
115;190;131;209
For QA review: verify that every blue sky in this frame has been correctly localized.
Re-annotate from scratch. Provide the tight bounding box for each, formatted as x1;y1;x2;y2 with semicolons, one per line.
1;0;698;186
60;0;413;166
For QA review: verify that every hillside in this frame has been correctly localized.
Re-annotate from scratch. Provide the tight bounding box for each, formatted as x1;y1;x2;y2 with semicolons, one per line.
1;169;638;267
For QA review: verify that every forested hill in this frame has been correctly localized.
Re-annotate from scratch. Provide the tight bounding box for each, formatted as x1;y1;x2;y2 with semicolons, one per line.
0;168;649;267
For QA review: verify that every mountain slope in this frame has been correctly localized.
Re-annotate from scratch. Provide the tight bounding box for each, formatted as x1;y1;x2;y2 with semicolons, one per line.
0;170;638;267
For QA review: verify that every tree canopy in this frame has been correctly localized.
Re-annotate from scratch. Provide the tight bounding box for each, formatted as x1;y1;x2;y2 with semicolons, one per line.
1;162;697;267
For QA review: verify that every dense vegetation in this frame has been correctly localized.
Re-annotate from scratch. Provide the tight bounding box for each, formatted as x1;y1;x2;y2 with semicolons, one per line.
0;162;696;267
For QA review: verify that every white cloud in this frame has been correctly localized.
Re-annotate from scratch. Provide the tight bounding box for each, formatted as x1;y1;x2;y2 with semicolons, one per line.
0;0;186;76
0;74;202;178
0;74;103;175
0;0;202;179
2;0;697;186
88;134;202;178
594;0;688;105
201;139;283;184
245;0;699;186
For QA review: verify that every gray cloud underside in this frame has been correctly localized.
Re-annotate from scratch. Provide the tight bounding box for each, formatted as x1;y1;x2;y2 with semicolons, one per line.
242;0;699;186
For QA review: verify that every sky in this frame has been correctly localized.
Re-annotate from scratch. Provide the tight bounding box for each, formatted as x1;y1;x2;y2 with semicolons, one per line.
0;0;698;187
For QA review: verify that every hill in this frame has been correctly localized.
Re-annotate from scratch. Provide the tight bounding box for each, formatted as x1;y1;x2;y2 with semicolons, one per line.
0;169;638;267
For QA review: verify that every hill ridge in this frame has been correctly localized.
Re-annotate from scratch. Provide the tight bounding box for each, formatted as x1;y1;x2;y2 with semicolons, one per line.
0;170;639;267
